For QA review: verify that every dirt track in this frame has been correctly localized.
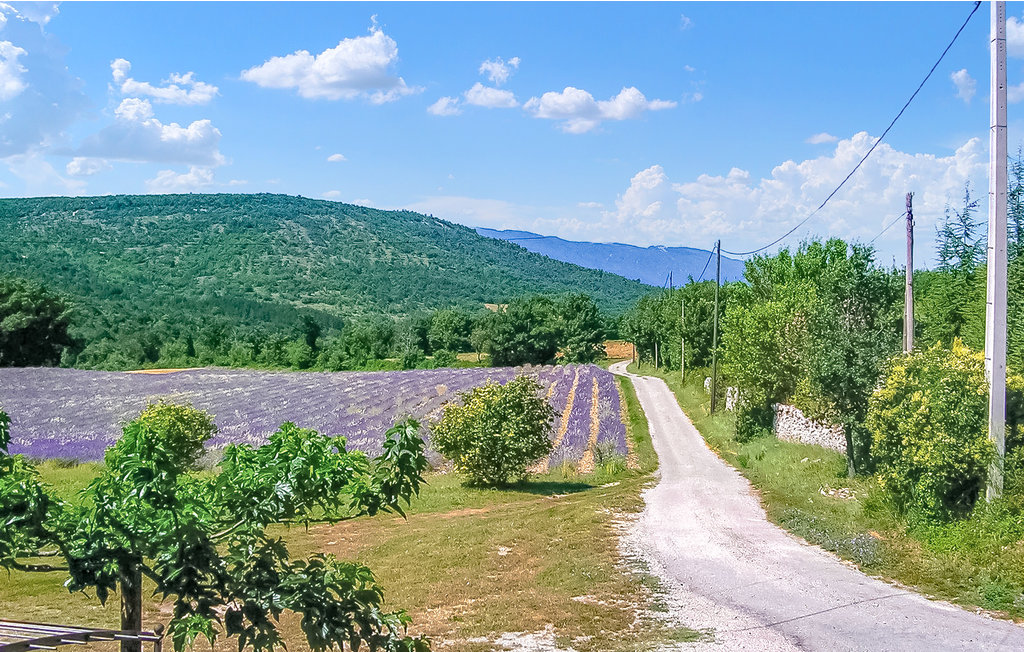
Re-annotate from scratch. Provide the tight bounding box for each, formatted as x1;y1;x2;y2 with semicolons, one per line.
610;361;1024;651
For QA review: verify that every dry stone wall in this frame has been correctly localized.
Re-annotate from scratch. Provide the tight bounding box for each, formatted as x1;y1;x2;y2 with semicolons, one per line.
773;404;846;453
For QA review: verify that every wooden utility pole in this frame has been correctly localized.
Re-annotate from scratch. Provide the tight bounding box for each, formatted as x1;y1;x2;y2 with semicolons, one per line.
987;0;1009;501
710;240;721;413
904;192;914;353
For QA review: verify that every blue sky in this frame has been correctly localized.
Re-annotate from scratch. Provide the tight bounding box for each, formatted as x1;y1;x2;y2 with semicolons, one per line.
0;1;1020;264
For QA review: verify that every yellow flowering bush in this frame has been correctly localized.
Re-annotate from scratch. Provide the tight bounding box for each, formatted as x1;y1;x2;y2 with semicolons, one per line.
867;340;994;520
432;375;554;486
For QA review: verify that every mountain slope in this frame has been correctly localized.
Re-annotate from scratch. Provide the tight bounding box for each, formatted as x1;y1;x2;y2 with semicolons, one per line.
0;194;651;326
476;228;745;286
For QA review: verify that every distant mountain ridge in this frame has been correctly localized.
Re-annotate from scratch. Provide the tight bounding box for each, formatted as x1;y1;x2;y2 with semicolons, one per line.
476;228;745;286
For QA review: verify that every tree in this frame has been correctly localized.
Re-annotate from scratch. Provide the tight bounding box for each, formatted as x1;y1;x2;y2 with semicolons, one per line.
427;309;471;354
554;293;605;363
0;276;74;367
801;241;902;476
0;402;430;652
431;375;554;486
484;297;560;367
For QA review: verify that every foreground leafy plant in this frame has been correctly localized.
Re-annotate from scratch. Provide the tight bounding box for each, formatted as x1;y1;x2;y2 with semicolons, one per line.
432;375;554;486
0;402;430;652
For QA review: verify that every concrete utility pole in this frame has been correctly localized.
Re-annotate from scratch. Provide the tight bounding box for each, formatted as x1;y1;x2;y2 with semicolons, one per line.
904;193;915;353
710;240;721;413
987;0;1008;501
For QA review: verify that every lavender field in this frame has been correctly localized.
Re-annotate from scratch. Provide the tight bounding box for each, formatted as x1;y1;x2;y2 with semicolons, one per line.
0;364;629;468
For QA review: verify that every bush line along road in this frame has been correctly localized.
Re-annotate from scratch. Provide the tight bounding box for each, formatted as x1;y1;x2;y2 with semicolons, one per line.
612;361;1024;650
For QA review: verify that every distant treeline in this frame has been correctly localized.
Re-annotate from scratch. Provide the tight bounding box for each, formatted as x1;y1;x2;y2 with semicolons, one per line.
0;278;613;371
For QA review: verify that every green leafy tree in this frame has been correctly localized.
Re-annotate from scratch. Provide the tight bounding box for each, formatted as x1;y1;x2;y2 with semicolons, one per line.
0;402;430;652
0;276;74;367
427;309;471;353
554;293;605;363
432;375;554;486
484;297;560;366
801;241;902;476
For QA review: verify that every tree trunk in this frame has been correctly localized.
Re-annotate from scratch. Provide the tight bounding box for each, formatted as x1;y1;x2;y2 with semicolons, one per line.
120;566;143;652
844;425;857;478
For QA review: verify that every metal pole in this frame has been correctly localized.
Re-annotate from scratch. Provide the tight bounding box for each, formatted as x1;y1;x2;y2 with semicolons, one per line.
987;0;1008;501
711;240;721;413
904;192;914;353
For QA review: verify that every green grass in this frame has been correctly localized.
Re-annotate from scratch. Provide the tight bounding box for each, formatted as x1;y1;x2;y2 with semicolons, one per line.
0;387;698;651
630;363;1024;621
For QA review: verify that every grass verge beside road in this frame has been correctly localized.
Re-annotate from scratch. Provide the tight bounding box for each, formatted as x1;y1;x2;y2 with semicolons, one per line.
1;376;698;651
630;363;1024;622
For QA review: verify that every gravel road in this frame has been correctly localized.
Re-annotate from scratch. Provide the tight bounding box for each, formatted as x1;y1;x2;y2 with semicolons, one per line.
610;361;1024;651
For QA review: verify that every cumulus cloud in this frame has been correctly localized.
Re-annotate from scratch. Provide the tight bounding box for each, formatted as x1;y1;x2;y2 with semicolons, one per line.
680;14;693;30
322;190;342;199
464;82;517;108
5;150;84;195
74;98;224;166
479;56;519;85
950;68;976;103
327;153;346;162
1009;15;1024;57
0;40;27;100
806;132;838;144
110;58;218;105
145;165;214;193
240;24;419;102
409;133;986;265
427;96;461;116
524;86;676;133
585;132;986;259
0;4;88;157
65;157;110;176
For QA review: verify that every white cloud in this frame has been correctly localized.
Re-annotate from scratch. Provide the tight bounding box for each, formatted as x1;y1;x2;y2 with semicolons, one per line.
352;198;374;206
1009;16;1024;57
322;190;342;199
680;14;693;30
75;98;224;166
950;68;976;103
0;40;27;100
577;201;603;209
145;166;214;193
683;65;696;73
327;153;346;162
5;150;84;195
1011;82;1024;104
110;58;218;105
240;24;419;103
524;86;676;133
806;132;839;144
479;56;519;85
407;133;986;265
464;82;517;108
427;96;461;116
65;157;110;176
0;5;88;158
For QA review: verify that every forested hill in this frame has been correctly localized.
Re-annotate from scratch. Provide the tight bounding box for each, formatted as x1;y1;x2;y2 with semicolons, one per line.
0;194;650;324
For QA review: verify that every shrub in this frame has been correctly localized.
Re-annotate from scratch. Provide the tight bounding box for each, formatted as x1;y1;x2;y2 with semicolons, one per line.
431;375;554;486
867;340;994;521
432;349;457;368
735;402;775;442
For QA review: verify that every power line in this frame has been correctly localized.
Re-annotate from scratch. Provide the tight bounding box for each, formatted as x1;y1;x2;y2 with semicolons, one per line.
695;245;716;282
869;211;908;244
721;0;982;257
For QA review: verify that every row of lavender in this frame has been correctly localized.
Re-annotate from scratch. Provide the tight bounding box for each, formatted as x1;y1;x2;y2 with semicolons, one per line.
0;364;627;466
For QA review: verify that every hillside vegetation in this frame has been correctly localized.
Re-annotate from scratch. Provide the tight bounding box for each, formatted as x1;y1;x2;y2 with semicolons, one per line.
0;193;647;325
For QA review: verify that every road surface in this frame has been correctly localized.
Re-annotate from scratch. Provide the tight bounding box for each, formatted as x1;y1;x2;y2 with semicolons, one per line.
610;361;1024;651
